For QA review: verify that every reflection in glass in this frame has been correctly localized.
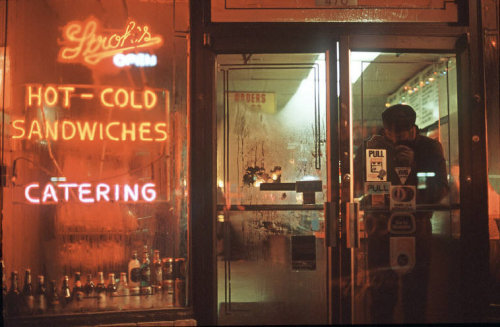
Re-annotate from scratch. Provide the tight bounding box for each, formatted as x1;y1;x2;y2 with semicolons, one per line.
216;53;327;325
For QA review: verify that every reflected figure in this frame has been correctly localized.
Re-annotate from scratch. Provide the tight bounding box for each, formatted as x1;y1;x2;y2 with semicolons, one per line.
355;104;449;323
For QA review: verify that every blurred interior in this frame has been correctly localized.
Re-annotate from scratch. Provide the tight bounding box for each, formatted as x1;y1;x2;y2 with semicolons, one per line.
1;0;189;314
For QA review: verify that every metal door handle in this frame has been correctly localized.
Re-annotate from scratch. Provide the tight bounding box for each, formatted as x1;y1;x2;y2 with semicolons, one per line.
324;201;338;247
346;202;359;249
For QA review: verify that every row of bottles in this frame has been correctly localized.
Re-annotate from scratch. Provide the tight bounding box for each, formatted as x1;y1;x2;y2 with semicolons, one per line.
3;250;187;317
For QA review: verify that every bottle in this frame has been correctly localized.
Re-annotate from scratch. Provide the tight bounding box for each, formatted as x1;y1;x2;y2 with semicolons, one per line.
152;250;162;294
22;269;34;314
6;271;21;316
47;280;60;312
84;273;95;297
72;272;84;302
96;271;106;294
35;275;47;314
174;258;187;307
117;272;130;296
116;272;130;310
140;249;152;295
106;273;118;296
96;271;106;309
162;258;175;282
174;258;187;280
128;251;141;295
61;275;72;307
164;279;174;307
174;278;186;307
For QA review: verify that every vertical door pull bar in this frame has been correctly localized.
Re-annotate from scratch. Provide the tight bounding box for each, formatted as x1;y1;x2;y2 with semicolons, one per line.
346;202;359;249
325;201;338;247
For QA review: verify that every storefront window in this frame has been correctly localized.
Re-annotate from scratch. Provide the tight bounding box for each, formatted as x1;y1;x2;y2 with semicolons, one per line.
1;0;189;318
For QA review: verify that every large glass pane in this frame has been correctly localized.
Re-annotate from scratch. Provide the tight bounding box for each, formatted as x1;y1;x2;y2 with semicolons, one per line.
216;53;327;325
2;0;189;319
351;52;460;324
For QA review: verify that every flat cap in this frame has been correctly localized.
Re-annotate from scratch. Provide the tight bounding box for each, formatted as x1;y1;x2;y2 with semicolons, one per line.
382;104;416;131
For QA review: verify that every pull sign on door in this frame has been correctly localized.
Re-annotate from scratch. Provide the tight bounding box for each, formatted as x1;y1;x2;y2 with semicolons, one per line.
366;149;387;181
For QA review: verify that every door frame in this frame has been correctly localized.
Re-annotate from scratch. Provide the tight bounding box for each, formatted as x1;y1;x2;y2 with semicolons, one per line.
337;33;489;323
189;3;488;324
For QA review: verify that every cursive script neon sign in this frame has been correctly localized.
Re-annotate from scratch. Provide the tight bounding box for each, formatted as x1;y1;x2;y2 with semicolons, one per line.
58;16;163;65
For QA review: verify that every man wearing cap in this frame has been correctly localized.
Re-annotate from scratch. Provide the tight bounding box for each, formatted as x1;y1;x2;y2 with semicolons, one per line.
354;104;449;323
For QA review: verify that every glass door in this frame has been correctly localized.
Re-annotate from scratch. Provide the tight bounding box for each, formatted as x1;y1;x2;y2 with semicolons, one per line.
341;47;462;324
215;53;331;325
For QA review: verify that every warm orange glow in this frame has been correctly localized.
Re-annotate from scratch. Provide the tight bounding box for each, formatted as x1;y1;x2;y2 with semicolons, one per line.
58;16;163;66
12;119;168;142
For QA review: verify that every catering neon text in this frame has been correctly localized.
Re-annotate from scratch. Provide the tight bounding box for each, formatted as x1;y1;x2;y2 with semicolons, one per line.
58;17;163;65
25;182;157;203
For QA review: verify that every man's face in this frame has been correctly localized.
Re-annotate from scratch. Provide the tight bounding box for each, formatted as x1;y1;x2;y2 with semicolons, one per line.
384;126;416;144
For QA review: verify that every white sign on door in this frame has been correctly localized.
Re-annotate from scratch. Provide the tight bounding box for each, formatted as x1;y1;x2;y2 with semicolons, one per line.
366;149;387;181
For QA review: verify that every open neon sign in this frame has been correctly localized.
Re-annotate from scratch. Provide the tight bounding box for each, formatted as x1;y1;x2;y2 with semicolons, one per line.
58;16;163;66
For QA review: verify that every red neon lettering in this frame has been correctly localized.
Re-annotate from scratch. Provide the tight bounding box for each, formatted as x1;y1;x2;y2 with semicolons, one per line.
25;182;157;204
28;120;43;139
101;88;114;107
114;184;120;201
96;183;111;202
144;89;157;109
154;123;167;141
28;86;42;107
42;184;58;203
58;183;78;201
105;122;120;141
139;122;153;141
25;183;40;204
62;121;76;140
115;88;128;108
141;183;156;202
130;91;143;110
78;183;95;203
44;87;58;106
123;184;139;202
76;121;98;141
26;85;75;108
12;120;26;139
122;122;136;141
59;86;75;108
45;121;58;140
58;17;163;65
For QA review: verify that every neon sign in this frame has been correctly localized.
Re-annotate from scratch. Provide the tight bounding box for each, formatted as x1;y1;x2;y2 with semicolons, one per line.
58;17;163;65
113;53;157;68
25;182;157;204
26;85;158;110
12;84;168;142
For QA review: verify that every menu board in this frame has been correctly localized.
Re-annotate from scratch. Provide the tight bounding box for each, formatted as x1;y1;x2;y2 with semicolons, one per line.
387;61;453;129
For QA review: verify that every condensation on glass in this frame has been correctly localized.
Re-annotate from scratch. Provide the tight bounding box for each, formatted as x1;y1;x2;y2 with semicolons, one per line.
216;53;327;325
350;52;461;324
1;0;189;316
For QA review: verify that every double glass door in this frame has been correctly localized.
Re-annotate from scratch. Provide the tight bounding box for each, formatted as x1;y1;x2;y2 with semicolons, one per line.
215;44;461;325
